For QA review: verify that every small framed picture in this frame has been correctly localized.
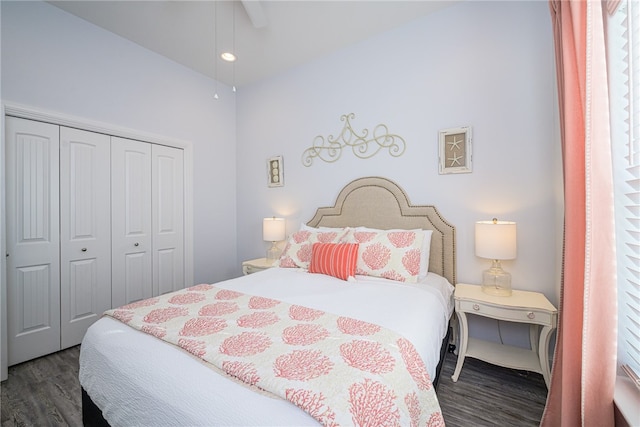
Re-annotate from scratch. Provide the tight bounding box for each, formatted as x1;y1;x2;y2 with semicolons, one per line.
267;155;284;187
438;126;472;174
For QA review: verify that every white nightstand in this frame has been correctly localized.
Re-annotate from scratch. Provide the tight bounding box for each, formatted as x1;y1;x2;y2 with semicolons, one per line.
242;258;276;275
452;283;557;388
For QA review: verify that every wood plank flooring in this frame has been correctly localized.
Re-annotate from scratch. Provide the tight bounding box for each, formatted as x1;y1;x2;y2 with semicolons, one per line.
1;346;547;426
1;346;82;427
438;352;548;426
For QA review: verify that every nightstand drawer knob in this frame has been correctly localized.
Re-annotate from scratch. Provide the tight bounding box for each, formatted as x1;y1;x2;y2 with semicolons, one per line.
527;312;535;319
473;304;480;311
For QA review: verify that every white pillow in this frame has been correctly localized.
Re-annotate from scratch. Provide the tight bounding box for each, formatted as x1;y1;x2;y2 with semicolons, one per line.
419;230;433;279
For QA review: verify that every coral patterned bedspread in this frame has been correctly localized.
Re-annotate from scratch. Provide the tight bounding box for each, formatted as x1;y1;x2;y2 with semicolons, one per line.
104;282;445;426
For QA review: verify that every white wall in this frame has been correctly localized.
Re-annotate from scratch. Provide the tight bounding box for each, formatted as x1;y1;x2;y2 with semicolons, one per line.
236;1;561;346
1;1;238;285
0;0;560;360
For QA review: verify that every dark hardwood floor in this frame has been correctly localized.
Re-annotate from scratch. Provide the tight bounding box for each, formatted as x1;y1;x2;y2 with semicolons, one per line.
1;346;547;426
1;346;82;427
438;352;548;426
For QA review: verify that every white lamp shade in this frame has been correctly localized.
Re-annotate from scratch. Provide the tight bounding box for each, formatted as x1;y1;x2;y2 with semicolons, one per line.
263;217;285;242
475;220;517;260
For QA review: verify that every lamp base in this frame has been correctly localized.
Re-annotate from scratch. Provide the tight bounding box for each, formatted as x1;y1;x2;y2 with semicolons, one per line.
481;260;512;296
266;242;281;261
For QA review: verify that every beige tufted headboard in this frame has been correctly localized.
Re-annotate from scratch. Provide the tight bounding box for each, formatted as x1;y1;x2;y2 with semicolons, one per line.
306;176;457;285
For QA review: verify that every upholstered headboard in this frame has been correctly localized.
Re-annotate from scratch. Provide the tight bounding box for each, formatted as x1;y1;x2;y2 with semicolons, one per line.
306;176;457;285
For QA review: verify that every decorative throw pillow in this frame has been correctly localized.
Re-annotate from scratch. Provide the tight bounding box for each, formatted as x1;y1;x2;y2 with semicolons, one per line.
276;226;350;269
308;243;359;281
343;228;426;283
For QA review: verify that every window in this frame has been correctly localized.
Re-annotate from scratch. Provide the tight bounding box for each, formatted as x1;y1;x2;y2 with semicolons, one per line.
609;0;640;379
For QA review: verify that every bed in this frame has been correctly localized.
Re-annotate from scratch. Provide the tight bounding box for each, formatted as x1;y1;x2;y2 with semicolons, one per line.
79;176;457;426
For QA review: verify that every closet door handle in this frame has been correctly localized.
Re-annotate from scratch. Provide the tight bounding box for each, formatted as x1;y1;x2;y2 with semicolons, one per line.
134;242;139;247
81;248;87;252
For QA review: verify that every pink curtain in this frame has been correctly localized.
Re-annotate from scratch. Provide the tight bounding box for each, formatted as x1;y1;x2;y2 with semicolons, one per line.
542;1;617;426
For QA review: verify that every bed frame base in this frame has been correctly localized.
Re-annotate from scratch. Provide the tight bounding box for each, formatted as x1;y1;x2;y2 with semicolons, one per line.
82;388;109;427
433;322;454;390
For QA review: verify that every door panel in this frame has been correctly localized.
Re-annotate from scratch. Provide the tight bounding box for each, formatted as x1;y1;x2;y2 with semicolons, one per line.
124;252;149;303
111;137;152;307
6;117;60;365
15;265;52;335
152;145;184;296
59;127;111;348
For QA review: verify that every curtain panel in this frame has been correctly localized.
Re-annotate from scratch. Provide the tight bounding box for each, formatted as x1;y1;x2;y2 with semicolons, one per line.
543;1;617;426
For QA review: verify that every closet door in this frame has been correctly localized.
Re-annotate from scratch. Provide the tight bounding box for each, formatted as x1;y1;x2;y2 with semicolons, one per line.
59;127;111;348
152;145;185;296
5;117;60;365
111;137;152;307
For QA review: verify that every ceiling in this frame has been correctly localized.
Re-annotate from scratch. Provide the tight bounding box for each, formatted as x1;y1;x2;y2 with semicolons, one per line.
48;1;458;88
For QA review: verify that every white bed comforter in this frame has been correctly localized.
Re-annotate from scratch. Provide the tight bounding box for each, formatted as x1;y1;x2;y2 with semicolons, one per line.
79;268;453;426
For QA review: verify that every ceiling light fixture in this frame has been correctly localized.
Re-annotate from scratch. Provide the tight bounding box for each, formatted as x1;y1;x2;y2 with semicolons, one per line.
213;0;219;99
231;1;237;93
220;52;236;62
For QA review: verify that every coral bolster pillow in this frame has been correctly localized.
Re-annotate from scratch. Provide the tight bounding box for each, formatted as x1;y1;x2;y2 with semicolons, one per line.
309;243;359;281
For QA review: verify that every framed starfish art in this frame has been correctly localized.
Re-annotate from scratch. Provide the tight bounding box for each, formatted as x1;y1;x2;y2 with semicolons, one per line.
438;126;472;174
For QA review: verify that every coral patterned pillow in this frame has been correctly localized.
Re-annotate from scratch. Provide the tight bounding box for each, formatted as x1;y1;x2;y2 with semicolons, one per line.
308;243;360;281
343;229;426;283
276;226;350;269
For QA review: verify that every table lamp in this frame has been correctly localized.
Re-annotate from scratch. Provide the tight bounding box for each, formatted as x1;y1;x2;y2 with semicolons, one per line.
263;217;285;260
475;218;517;296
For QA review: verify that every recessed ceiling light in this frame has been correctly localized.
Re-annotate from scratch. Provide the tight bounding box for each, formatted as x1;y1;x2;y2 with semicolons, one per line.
220;52;236;62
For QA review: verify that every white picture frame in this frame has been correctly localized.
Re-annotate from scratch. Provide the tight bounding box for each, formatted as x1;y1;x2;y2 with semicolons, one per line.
438;126;473;174
267;155;284;187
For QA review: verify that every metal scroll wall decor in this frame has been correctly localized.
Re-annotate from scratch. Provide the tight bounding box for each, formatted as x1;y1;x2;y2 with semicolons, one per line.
301;113;406;167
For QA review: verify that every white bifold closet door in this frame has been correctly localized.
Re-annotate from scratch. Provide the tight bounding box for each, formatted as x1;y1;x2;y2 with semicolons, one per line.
6;119;112;364
111;138;184;307
111;137;153;308
6;117;61;366
6;117;186;365
152;144;185;297
59;127;111;349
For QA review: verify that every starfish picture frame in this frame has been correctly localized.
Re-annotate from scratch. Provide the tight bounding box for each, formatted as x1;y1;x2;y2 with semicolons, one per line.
438;126;472;174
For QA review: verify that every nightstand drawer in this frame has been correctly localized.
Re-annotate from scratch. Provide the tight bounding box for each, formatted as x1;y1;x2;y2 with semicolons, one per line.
242;258;275;275
243;264;263;275
457;299;553;326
